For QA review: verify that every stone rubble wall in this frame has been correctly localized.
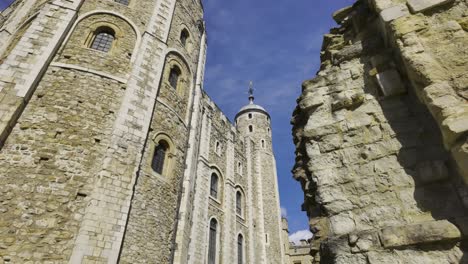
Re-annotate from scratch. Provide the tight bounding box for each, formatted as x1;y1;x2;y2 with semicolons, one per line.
292;0;468;263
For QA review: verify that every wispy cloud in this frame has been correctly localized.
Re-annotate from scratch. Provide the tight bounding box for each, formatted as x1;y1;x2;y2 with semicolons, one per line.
281;207;288;218
289;229;313;245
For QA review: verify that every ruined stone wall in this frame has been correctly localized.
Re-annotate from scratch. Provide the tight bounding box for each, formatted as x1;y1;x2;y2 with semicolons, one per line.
292;0;468;263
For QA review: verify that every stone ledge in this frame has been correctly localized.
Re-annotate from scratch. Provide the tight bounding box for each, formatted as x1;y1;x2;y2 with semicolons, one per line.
379;220;461;249
407;0;454;13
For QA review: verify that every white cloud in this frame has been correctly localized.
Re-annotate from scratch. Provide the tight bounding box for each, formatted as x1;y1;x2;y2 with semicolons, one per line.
281;207;287;218
289;229;313;245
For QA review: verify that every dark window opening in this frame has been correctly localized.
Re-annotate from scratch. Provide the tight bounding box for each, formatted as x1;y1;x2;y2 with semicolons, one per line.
237;234;244;264
249;125;253;133
210;173;218;199
208;219;218;264
152;141;168;174
248;113;252;119
169;66;181;89
236;191;242;216
180;29;189;47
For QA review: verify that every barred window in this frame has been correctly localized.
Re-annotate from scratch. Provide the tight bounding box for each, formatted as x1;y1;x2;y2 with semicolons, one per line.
210;173;218;199
180;29;189;47
90;28;115;53
208;219;218;264
236;191;242;216
152;141;168;174
169;66;181;89
114;0;129;5
237;234;244;264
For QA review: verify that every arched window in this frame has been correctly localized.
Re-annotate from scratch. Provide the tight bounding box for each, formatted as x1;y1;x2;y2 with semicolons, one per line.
237;234;244;264
236;191;242;216
180;29;189;47
90;27;115;53
249;125;253;133
114;0;129;5
208;219;218;264
215;141;221;154
169;66;181;89
210;173;218;199
152;140;169;174
261;140;265;148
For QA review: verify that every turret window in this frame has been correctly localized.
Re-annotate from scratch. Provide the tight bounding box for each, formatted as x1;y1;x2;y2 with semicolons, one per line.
210;173;219;199
261;140;265;148
114;0;129;5
90;27;115;53
169;66;181;89
249;125;253;133
248;113;252;119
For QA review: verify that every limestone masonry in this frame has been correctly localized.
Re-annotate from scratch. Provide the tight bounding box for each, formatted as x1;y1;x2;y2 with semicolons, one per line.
0;0;285;263
292;0;468;263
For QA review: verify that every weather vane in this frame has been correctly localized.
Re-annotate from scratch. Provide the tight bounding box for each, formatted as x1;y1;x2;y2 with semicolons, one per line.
248;81;254;103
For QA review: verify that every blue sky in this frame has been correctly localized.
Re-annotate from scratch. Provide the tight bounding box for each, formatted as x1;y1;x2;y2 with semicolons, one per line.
0;0;354;241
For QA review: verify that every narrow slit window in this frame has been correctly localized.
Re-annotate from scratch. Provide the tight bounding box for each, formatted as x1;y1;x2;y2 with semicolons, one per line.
169;66;181;89
210;173;218;199
248;113;252;119
237;234;244;264
249;125;253;133
208;219;218;264
90;27;115;53
152;141;168;174
236;191;242;216
261;140;265;148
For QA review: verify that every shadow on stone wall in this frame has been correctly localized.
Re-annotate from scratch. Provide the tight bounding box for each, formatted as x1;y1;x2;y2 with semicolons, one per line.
359;44;468;261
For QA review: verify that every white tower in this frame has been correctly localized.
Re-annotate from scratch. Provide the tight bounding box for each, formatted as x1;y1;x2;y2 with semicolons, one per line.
235;83;285;264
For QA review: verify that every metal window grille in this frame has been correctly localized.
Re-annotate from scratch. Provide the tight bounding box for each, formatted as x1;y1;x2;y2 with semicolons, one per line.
237;235;243;264
236;192;242;215
210;174;218;198
114;0;129;5
208;219;217;264
91;31;114;53
151;142;167;174
169;67;180;89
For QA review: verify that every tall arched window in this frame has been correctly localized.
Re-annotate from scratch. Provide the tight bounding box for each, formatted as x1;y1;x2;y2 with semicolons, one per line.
208;219;218;264
236;191;242;216
210;173;218;199
180;29;189;47
169;66;181;89
152;140;169;174
90;27;115;53
114;0;129;5
237;234;244;264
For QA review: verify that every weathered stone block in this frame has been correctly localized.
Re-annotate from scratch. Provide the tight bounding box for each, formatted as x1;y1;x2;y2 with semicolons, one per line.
379;220;461;249
333;5;353;24
380;4;409;23
407;0;454;13
375;69;406;96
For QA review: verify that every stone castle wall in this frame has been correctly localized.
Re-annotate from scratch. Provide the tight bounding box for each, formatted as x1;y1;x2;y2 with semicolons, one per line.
292;0;468;263
0;0;285;263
